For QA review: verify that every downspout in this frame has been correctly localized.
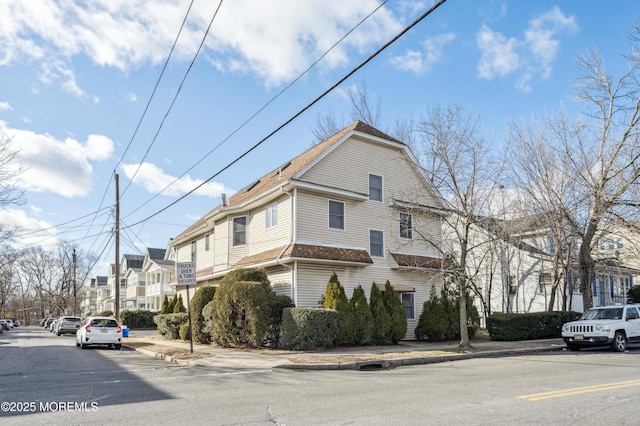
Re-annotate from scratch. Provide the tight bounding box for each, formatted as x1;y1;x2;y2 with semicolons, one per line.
276;186;296;304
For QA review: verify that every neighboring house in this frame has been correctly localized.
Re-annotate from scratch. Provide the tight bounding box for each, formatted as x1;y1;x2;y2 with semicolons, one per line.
142;247;176;311
463;212;639;319
169;121;448;339
122;254;145;310
81;276;107;314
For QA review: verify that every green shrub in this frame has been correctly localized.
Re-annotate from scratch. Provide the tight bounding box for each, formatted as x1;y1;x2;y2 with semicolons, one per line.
161;295;170;314
211;280;271;348
323;272;353;346
174;294;186;313
415;286;451;341
221;268;270;287
97;310;114;317
153;313;188;339
350;285;374;345
280;307;337;350
120;309;159;329
266;294;294;348
179;321;191;341
628;286;640;303
370;282;392;345
190;286;217;344
383;280;407;344
202;300;214;338
415;286;480;341
487;311;581;341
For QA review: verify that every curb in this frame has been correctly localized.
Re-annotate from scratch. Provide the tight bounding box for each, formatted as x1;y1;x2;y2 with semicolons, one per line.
123;342;567;371
279;345;566;370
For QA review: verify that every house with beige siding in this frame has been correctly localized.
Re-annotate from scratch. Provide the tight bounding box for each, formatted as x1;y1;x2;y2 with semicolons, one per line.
169;121;448;339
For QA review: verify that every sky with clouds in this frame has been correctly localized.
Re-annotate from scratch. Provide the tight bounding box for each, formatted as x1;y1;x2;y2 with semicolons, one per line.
0;0;636;277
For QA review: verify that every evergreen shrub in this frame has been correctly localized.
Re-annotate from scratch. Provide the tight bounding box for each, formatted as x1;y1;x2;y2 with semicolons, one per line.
279;307;337;350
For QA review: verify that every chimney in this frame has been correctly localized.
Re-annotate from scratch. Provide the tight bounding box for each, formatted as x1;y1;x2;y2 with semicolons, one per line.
221;193;227;206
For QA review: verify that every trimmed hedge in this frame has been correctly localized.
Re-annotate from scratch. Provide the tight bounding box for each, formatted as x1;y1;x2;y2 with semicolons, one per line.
211;280;271;348
279;307;338;350
190;286;217;344
154;313;188;339
120;309;159;329
486;311;581;341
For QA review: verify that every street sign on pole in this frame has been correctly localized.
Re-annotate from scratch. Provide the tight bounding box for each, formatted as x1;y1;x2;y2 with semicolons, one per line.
176;262;196;353
177;262;196;286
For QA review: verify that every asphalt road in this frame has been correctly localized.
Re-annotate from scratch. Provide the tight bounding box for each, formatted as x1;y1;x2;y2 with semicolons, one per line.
2;326;640;425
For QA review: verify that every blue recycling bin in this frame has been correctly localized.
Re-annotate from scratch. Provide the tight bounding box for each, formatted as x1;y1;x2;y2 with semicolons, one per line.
122;326;129;338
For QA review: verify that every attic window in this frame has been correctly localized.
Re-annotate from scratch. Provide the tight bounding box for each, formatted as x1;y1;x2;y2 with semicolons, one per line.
244;179;260;193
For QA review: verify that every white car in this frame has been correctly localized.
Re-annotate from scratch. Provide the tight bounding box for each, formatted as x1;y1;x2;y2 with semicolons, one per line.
562;304;640;352
76;316;123;350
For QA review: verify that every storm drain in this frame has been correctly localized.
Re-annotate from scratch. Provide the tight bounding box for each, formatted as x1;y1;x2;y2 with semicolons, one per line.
356;361;386;371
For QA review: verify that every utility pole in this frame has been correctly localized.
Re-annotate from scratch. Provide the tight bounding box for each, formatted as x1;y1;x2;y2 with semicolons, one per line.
72;248;77;316
114;173;120;323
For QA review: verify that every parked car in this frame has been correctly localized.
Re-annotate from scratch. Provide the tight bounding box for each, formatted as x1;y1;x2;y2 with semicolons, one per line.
44;318;56;328
54;316;82;336
4;319;14;328
48;319;58;332
0;320;9;331
76;316;122;350
562;304;640;352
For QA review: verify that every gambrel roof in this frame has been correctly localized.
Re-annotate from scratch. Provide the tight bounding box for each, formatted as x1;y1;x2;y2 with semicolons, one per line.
173;121;442;244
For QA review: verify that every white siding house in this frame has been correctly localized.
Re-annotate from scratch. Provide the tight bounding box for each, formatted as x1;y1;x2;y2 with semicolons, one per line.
169;121;448;339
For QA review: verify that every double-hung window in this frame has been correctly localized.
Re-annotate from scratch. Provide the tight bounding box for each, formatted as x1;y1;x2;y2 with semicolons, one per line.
369;230;384;257
401;293;415;320
369;174;382;202
400;212;413;239
266;202;277;229
329;200;345;230
191;241;197;263
205;234;210;251
233;216;247;246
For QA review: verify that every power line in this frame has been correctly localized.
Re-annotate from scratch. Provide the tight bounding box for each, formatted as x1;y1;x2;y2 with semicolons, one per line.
124;0;449;229
120;0;224;199
122;0;390;220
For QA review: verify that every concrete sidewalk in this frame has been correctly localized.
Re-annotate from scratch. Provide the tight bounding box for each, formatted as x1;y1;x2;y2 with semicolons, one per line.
121;330;567;370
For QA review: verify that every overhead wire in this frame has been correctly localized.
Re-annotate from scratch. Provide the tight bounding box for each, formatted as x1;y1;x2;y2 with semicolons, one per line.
120;0;224;199
122;0;390;220
124;0;449;229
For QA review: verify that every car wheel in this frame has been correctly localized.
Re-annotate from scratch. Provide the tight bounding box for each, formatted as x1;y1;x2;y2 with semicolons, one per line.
612;331;627;352
76;341;80;347
567;344;581;352
56;331;61;336
80;343;87;349
115;344;121;350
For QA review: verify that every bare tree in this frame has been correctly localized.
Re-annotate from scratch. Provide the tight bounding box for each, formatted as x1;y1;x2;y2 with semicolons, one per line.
0;134;25;245
312;82;382;144
416;104;506;348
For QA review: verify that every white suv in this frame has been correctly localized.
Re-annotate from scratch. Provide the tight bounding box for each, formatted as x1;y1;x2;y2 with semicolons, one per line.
562;305;640;352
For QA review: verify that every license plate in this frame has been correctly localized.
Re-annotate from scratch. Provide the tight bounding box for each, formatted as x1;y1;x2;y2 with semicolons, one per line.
101;329;107;333
574;334;584;340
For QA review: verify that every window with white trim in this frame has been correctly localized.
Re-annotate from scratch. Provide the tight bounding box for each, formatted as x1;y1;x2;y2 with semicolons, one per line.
191;241;197;263
329;200;345;230
266;202;278;229
400;212;413;239
233;216;247;246
205;234;210;251
369;229;384;257
401;293;415;320
369;174;382;202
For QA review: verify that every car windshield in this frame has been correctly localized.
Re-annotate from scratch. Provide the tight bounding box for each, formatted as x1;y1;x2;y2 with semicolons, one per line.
91;319;118;328
581;307;623;320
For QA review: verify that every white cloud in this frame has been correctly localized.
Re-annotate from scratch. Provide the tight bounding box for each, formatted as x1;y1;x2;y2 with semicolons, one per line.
125;92;137;103
0;101;12;111
390;32;456;73
0;120;114;198
121;162;230;198
476;7;577;90
0;0;403;92
476;26;520;79
0;208;58;249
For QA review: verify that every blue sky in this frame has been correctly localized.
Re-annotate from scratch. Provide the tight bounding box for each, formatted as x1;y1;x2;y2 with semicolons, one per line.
0;0;637;276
